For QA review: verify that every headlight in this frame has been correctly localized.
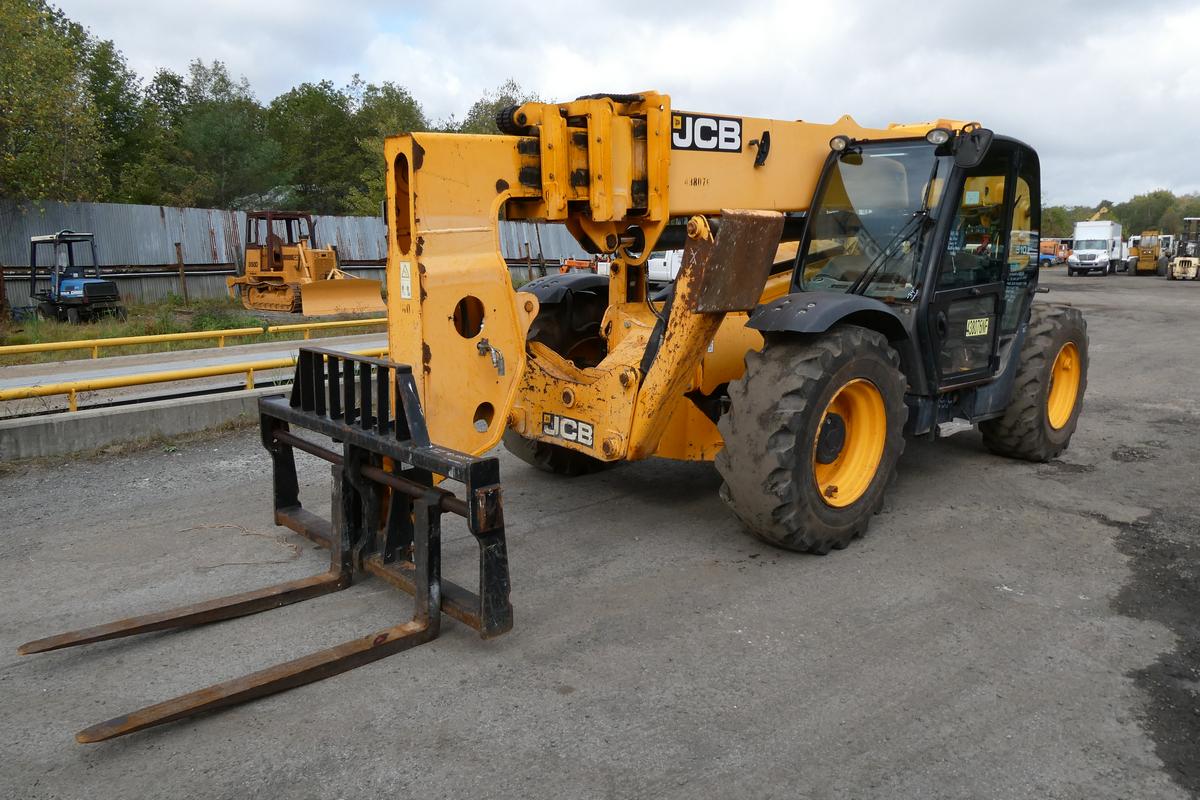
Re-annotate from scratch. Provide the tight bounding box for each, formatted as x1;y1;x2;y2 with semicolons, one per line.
1068;256;1079;263
925;128;952;145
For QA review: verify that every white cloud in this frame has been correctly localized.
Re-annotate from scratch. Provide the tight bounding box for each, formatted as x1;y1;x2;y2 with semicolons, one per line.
56;0;1200;204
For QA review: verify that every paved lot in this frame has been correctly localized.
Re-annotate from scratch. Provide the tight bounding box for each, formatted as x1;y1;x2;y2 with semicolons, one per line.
1;271;1197;799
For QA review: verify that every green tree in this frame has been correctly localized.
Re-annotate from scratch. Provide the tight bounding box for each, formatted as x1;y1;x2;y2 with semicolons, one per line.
0;0;108;200
1041;206;1073;238
83;38;142;196
117;69;206;206
449;79;539;134
266;80;359;213
345;81;428;216
1112;189;1175;235
177;60;281;208
1159;208;1183;236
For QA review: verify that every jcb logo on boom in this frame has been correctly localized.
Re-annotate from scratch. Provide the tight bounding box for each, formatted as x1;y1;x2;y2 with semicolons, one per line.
542;413;594;448
671;112;742;152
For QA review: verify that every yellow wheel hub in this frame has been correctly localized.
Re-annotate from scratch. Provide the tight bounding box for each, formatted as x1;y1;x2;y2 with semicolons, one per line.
812;378;887;508
1047;341;1081;430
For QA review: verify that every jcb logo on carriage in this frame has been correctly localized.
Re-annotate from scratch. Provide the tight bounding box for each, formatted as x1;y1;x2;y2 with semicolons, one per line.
671;112;742;152
542;413;594;448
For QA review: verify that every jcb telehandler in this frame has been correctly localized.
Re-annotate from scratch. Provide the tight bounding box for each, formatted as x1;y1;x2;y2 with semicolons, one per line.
22;92;1088;742
226;210;386;315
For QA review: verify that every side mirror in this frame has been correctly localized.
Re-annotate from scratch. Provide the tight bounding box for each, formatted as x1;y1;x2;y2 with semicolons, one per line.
953;127;994;169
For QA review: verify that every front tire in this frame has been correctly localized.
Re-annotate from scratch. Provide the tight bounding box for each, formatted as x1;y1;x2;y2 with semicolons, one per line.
980;304;1087;461
715;326;906;553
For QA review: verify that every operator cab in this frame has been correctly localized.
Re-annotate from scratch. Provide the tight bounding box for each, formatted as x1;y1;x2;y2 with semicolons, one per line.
791;131;1040;400
246;211;318;270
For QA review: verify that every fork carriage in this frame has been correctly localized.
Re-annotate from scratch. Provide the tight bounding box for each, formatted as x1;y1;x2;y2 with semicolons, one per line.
19;348;512;743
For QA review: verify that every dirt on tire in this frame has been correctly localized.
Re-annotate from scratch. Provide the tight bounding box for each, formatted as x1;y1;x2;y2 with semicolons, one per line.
715;325;906;554
980;302;1088;461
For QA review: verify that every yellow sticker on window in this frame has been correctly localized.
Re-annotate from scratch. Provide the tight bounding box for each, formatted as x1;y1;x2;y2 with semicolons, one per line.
966;317;990;337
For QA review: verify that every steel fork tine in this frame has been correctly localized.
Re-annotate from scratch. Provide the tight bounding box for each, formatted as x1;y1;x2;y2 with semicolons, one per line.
18;572;349;656
75;494;444;744
75;619;437;743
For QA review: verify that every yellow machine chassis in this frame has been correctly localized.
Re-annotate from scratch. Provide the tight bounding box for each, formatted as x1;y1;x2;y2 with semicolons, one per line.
383;92;973;463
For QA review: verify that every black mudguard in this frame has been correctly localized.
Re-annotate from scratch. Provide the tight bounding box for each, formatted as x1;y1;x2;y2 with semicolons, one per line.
519;272;608;304
748;292;908;342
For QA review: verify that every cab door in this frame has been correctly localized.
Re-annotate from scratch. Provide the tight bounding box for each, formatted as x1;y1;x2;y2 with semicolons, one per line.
924;142;1020;390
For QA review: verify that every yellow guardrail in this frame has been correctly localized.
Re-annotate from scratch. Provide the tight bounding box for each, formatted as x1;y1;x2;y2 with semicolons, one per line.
0;346;388;412
0;327;265;359
266;318;387;338
0;318;387;359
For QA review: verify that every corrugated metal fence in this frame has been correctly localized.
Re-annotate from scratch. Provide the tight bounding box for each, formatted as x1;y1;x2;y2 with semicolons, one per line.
1;199;590;307
0;199;587;268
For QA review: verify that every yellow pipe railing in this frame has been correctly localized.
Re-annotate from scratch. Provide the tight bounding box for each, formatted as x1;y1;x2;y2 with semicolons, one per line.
0;318;387;358
266;318;387;339
0;327;265;359
0;347;388;412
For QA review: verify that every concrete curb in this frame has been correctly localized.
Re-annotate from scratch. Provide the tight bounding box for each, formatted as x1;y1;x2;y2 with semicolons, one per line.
0;387;286;460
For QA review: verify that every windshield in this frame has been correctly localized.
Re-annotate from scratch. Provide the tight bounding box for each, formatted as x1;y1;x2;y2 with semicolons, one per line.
1075;239;1107;250
799;142;951;300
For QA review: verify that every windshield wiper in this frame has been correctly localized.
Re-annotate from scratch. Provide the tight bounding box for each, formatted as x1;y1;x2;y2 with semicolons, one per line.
847;210;929;295
848;154;942;297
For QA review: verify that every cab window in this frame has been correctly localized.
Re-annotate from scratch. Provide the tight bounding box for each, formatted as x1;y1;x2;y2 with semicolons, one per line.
939;167;1007;291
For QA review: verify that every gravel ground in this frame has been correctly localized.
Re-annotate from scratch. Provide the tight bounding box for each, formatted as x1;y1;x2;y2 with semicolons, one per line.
0;271;1197;799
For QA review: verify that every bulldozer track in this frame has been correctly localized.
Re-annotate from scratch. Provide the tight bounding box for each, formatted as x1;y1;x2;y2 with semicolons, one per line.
243;282;301;313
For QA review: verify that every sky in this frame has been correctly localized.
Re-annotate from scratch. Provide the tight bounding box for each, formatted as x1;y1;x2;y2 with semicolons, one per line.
56;0;1200;206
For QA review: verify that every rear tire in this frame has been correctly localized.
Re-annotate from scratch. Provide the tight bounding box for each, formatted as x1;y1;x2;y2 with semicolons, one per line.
715;326;907;554
980;304;1087;462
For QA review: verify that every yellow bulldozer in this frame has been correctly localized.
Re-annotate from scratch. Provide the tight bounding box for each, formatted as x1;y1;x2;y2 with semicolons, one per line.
22;92;1089;742
226;210;386;315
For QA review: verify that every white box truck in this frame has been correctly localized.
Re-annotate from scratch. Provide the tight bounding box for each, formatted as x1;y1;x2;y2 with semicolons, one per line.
1068;220;1123;276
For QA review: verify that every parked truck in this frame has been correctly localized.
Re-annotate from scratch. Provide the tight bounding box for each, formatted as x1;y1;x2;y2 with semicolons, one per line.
1067;220;1123;276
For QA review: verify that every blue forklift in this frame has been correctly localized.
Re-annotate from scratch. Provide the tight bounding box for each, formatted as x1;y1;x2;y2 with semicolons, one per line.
28;230;125;323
